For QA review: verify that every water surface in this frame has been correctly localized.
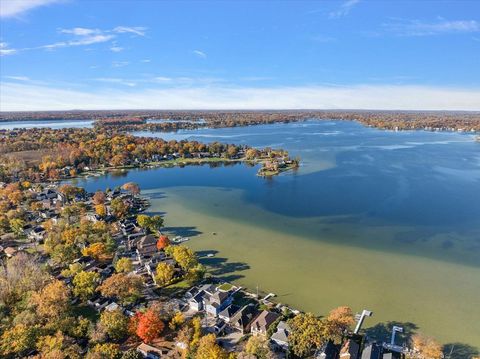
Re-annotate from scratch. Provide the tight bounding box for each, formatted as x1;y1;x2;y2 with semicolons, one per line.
77;120;480;348
0;119;93;130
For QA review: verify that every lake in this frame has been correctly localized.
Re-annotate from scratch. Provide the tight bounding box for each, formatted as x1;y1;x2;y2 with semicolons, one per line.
0;119;94;130
73;120;480;349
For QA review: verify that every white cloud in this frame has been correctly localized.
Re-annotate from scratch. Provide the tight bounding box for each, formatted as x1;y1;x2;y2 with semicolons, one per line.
141;59;151;63
193;50;207;59
329;0;360;19
0;42;17;56
3;25;146;55
113;26;147;36
110;46;124;52
60;27;98;36
384;19;480;36
1;82;479;111
4;75;30;81
42;34;114;49
93;78;136;87
0;0;62;18
112;61;129;68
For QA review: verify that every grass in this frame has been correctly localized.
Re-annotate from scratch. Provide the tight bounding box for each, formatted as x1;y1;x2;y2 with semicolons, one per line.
72;304;99;321
217;283;234;291
165;279;191;289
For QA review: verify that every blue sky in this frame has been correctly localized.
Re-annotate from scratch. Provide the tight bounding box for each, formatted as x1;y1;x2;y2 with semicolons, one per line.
0;0;479;111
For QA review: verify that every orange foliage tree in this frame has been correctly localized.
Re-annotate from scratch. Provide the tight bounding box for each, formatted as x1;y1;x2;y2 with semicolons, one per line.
156;235;170;250
135;309;164;343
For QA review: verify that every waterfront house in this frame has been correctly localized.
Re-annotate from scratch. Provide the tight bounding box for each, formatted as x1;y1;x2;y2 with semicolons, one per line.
316;341;341;359
339;338;361;359
270;320;290;350
203;284;237;317
218;304;240;323
230;303;258;334
361;343;383;359
250;310;280;336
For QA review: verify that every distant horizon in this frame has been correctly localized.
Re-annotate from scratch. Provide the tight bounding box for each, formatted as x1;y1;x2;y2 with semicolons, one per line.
1;1;479;112
2;108;480;114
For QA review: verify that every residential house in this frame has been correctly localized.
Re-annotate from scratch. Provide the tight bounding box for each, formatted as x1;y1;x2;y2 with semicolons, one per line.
136;234;158;260
218;304;240;323
203;285;235;317
316;341;341;359
250;310;280;336
270;320;290;350
136;343;164;359
231;304;258;334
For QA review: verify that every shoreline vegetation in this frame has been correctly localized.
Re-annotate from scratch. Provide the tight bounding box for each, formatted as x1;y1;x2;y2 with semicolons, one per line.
1;109;480;133
0;127;299;183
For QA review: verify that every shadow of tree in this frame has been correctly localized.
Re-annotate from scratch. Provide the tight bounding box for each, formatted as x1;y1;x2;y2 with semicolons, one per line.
363;321;418;345
147;211;167;216
196;250;219;258
162;226;202;237
146;192;167;200
443;342;479;359
197;256;250;282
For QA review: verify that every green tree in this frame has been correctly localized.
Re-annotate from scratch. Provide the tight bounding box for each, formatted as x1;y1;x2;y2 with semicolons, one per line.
137;214;163;233
100;309;129;341
114;257;133;273
155;262;175;286
110;198;129;218
9;218;25;236
73;271;100;301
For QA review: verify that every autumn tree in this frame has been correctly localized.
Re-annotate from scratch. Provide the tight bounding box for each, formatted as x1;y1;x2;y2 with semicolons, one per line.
93;191;106;205
287;312;326;357
110;198;129;218
97;273;144;305
87;343;122;359
114;257;133;273
9;217;25;236
122;182;140;195
324;306;355;343
30;279;71;321
82;242;111;260
169;311;185;331
155;262;175;287
73;270;100;301
135;308;165;343
409;334;443;359
156;235;170;250
100;309;129;341
244;335;274;359
137;214;163;233
166;245;198;271
196;334;228;359
0;324;39;356
95;204;107;217
121;349;144;359
0;252;49;308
